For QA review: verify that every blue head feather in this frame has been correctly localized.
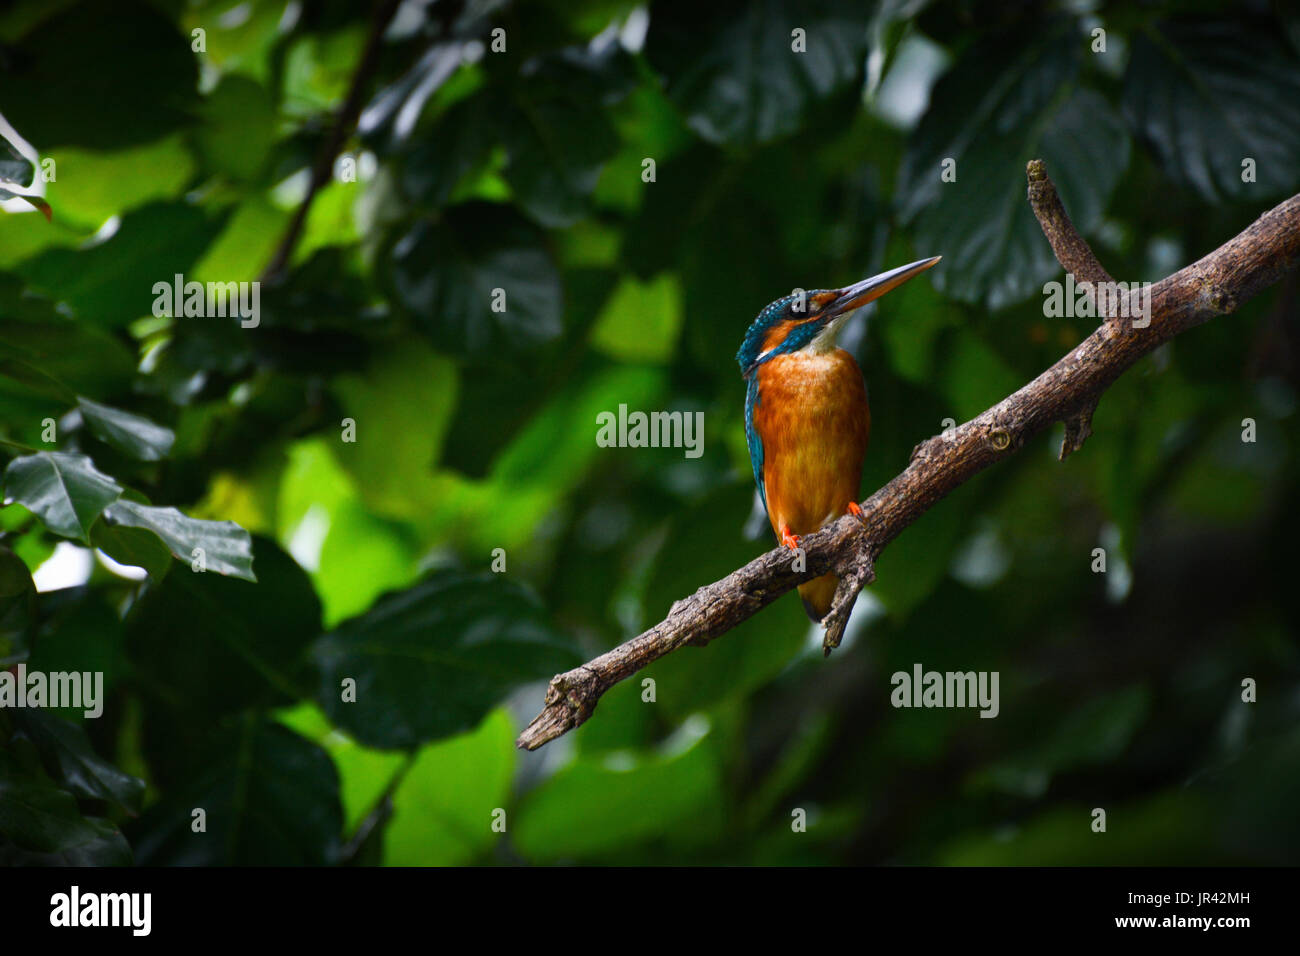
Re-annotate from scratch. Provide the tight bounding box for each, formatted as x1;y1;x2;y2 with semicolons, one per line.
735;291;834;378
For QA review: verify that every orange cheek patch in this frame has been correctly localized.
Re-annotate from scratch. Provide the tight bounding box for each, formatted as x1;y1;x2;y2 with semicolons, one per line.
761;320;796;353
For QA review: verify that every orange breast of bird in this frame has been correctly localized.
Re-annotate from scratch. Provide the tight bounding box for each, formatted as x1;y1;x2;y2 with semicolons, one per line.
753;348;871;620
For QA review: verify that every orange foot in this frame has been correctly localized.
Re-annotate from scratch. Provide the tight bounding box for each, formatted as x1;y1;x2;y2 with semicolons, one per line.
778;523;801;550
847;501;867;525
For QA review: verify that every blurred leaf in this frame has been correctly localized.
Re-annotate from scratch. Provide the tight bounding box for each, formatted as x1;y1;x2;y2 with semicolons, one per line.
0;753;130;865
440;269;616;478
871;482;972;616
129;718;342;865
191;75;277;182
311;571;581;749
645;0;871;147
77;396;175;461
10;709;144;812
401;93;499;208
359;42;465;145
898;23;1129;308
589;273;683;363
275;703;406;834
940;328;1022;421
43;134;195;228
389;202;563;357
102;499;255;581
16;201;227;327
514;724;723;861
499;52;626;227
383;708;516;865
0;1;199;150
1124;21;1300;201
940;791;1217;865
3;451;122;543
125;537;317;717
281;26;365;117
191;196;290;283
330;339;456;519
0;276;136;397
969;685;1152;797
0;544;36;666
27;586;127;698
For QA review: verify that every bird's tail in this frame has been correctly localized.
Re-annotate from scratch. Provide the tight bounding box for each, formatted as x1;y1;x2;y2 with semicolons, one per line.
798;573;838;622
800;573;858;652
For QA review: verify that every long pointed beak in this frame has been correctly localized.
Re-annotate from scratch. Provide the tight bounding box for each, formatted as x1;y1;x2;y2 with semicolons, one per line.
825;256;941;317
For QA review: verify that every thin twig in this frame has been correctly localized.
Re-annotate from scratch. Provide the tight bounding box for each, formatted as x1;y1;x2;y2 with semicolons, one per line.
517;162;1300;751
261;0;402;283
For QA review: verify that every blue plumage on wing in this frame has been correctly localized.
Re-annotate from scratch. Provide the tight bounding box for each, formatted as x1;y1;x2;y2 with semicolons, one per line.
744;375;766;510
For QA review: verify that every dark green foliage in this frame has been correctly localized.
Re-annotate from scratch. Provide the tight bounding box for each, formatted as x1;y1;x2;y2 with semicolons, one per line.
0;0;1295;866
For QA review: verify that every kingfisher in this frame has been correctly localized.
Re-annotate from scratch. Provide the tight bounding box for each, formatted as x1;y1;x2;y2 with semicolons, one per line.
737;256;941;647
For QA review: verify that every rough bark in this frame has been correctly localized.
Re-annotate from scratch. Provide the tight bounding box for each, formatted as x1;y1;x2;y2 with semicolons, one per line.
517;161;1300;751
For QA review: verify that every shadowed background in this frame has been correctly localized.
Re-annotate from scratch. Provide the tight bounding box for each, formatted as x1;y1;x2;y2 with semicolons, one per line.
0;0;1298;865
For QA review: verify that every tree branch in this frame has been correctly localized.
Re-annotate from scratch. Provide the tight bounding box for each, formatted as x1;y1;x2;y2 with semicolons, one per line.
517;161;1300;751
260;0;402;283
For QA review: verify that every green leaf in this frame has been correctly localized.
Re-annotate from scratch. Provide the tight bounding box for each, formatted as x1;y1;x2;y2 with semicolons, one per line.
44;134;196;229
3;451;122;543
329;339;457;520
125;537;317;717
383;708;516;865
645;0;871;147
311;571;581;749
0;1;199;150
101;500;254;580
1123;21;1300;201
0;276;136;399
389;202;563;357
898;23;1129;309
0;545;36;667
588;273;683;363
26;587;127;702
129;718;342;865
91;522;174;581
0;752;130;864
498;52;626;227
16;201;227;327
514;724;723;861
77;396;175;461
400;93;499;208
191;75;278;183
10;710;144;812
